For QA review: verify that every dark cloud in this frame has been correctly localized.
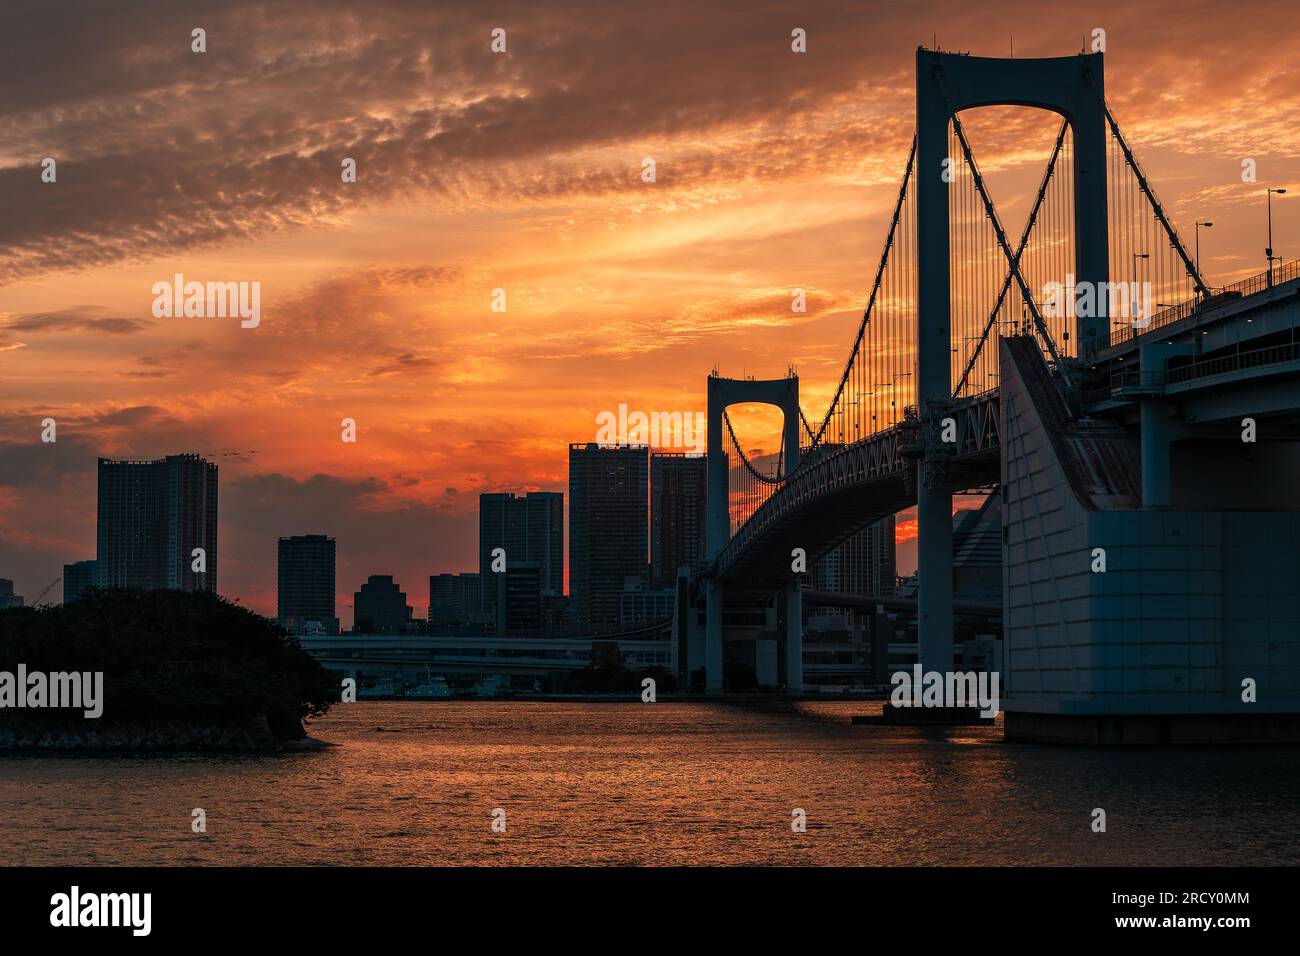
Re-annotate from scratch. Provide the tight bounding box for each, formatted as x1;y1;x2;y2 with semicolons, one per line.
2;308;148;335
7;0;1290;283
368;351;444;376
0;2;1242;279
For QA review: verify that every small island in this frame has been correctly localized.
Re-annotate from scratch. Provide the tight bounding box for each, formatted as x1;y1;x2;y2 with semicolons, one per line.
0;589;338;751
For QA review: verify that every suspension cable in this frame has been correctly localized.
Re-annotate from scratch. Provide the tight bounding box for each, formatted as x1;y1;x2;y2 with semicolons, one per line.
933;64;1072;389
954;119;1069;396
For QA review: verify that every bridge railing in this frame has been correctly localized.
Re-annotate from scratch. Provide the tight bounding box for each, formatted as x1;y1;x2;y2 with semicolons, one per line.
1089;340;1300;403
1165;341;1300;385
1112;258;1300;346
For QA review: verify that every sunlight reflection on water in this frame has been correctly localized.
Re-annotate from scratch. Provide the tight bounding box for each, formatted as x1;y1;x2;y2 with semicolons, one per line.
2;700;1297;865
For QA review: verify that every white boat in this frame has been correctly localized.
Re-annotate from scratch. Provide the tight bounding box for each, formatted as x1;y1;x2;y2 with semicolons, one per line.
359;677;397;698
405;675;452;699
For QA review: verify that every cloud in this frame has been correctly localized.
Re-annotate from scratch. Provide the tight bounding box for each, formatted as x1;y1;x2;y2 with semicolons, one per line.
0;307;148;335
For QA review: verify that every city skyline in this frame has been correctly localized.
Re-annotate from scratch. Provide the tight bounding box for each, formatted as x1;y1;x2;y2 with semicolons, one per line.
3;0;1299;617
25;437;899;632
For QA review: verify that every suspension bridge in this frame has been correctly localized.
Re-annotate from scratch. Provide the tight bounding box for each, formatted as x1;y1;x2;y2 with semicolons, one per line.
691;49;1300;743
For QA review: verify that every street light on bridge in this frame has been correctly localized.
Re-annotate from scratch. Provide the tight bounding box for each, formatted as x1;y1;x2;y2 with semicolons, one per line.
1194;221;1213;291
1267;187;1287;287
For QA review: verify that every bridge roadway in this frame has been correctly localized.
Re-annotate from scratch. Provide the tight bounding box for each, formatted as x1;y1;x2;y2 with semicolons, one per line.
300;631;673;678
714;264;1300;592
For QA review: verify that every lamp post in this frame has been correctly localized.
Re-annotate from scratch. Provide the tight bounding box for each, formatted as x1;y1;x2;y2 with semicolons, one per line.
1194;221;1213;292
1267;188;1287;286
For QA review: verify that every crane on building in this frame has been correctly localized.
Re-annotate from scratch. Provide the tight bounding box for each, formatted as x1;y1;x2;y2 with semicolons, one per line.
31;577;60;607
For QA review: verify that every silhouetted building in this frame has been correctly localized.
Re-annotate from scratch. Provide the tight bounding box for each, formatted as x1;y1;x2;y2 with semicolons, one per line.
812;515;896;599
650;452;706;588
479;492;563;617
97;454;218;592
953;496;1001;606
0;578;23;609
353;575;412;633
620;578;675;626
63;560;99;604
278;534;338;635
428;572;481;624
569;443;648;629
496;562;543;633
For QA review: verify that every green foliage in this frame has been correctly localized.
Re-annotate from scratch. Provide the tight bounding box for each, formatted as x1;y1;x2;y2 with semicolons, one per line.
0;589;337;737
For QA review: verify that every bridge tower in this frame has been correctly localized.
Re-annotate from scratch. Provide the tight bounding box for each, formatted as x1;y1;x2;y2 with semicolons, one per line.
914;50;1110;675
706;374;802;693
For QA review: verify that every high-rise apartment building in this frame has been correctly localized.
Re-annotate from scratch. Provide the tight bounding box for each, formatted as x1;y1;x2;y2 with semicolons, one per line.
478;492;563;615
0;579;23;609
278;534;338;634
650;452;706;588
568;443;648;629
62;560;100;604
811;515;896;600
97;454;218;592
428;572;482;624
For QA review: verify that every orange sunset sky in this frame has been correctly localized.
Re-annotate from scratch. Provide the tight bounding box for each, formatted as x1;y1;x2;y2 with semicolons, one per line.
1;0;1297;619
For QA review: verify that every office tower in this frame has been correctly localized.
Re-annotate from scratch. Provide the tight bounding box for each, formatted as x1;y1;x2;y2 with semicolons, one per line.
96;454;218;592
620;577;676;626
278;534;338;635
0;578;23;609
650;452;706;588
428;572;482;624
353;575;412;633
495;562;543;633
953;496;1001;605
478;491;563;615
811;515;896;599
63;560;100;604
568;443;648;629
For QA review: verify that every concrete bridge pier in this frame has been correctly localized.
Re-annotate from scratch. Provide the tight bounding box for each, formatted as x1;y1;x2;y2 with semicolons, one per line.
706;579;724;693
1137;341;1192;509
785;578;803;693
1139;399;1172;508
916;479;955;675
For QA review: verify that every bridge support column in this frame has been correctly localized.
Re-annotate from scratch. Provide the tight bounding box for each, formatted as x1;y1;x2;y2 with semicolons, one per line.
1139;399;1172;508
785;578;803;694
706;579;724;693
917;475;955;675
1136;341;1189;509
871;605;891;685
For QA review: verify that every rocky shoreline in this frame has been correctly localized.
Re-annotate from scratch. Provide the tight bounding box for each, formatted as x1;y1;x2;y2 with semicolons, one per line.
0;713;330;752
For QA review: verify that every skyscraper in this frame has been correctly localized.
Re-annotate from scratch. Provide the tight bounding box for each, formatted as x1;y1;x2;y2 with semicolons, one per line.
650;452;706;589
811;515;896;599
495;562;543;633
0;579;23;609
478;492;563;615
63;560;100;604
97;454;218;592
353;575;412;633
278;534;338;634
428;572;481;624
568;443;648;629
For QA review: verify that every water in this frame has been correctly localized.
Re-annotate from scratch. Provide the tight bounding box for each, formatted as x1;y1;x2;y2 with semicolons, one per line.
2;700;1297;866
